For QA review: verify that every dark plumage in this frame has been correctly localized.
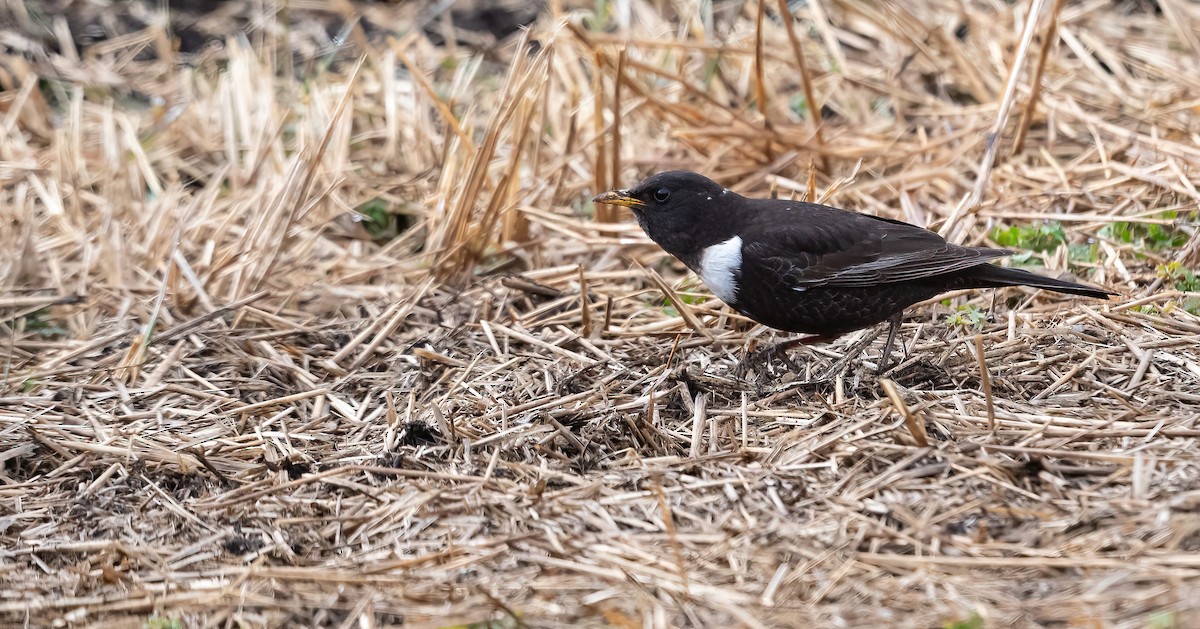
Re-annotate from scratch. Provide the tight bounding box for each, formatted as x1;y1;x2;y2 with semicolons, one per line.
594;170;1115;371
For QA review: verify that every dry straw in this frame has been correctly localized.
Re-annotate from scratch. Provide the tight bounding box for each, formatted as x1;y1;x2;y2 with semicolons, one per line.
2;0;1200;626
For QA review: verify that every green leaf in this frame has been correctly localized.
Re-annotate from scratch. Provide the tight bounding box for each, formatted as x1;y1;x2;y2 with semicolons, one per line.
145;617;185;629
1157;262;1200;292
1099;213;1190;251
944;611;985;629
17;306;68;338
945;304;987;329
439;615;522;629
1068;243;1098;263
990;222;1067;253
1147;610;1178;629
585;0;611;30
1154;263;1200;314
789;93;810;120
1008;251;1035;267
354;197;400;242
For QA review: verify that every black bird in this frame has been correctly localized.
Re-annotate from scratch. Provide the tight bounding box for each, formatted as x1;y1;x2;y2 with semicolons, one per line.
594;171;1115;372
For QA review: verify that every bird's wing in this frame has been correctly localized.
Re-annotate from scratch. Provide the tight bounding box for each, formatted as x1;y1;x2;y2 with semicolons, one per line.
741;206;1010;289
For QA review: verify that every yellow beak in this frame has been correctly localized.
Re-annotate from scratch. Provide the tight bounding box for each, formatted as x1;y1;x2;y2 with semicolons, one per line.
592;189;646;208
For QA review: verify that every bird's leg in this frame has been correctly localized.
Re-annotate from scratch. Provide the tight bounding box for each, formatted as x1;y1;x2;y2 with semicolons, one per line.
876;312;904;374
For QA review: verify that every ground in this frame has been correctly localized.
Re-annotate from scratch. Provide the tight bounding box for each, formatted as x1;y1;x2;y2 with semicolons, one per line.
3;0;1200;627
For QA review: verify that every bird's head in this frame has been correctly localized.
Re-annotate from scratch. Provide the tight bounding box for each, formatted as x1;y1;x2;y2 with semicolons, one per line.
593;171;734;255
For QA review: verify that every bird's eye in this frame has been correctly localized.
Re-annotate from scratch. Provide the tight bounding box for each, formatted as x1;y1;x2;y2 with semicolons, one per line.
653;188;671;203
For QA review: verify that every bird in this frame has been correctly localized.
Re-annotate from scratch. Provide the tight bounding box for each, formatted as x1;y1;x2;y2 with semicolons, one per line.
594;170;1115;374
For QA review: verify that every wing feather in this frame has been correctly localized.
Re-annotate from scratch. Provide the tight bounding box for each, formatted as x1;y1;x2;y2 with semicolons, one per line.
740;206;1010;289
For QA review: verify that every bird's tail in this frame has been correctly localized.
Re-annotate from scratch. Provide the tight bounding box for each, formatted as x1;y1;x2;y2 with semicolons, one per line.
963;264;1116;299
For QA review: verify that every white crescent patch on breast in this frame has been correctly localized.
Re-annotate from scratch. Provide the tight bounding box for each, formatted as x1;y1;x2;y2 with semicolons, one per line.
698;236;743;305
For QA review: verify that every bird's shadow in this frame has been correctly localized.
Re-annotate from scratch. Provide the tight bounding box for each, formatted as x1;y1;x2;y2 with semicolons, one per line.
731;335;966;398
886;357;960;389
735;328;881;385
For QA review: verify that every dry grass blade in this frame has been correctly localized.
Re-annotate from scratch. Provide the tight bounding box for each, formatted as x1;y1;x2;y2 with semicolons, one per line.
633;259;714;340
973;334;996;432
879;378;930;447
951;0;1049;243
1011;0;1068;156
4;1;1200;627
775;0;827;171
